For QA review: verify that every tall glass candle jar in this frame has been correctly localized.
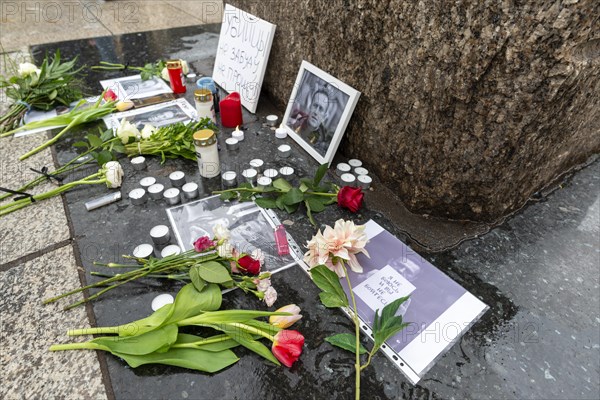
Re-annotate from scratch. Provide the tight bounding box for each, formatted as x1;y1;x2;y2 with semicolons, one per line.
193;129;220;178
166;60;186;94
194;89;216;124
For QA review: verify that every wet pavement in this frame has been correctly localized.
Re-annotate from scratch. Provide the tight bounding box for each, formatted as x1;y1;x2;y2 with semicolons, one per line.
1;25;597;400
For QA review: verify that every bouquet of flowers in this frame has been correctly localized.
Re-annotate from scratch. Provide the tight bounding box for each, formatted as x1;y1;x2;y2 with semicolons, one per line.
116;117;217;162
305;219;410;400
44;224;277;310
0;50;84;133
215;164;365;225
51;283;304;372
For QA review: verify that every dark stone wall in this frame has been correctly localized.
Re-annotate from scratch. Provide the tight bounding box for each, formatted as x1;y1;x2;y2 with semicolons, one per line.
229;0;600;221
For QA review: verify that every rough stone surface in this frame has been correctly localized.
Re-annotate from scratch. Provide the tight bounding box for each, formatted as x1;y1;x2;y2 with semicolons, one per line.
230;0;600;221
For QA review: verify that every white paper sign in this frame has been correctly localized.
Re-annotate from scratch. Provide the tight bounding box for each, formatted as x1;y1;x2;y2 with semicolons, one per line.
212;4;276;113
353;265;416;312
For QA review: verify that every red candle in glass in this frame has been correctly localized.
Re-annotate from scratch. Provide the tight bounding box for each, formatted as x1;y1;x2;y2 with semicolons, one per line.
166;60;186;94
219;92;243;128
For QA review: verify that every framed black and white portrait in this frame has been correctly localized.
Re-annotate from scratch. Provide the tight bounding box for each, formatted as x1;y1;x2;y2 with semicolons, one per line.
100;74;172;100
103;98;197;130
283;61;360;165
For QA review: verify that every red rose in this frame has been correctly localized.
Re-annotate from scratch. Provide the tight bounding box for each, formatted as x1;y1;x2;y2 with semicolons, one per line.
103;89;117;101
337;186;363;213
237;255;261;275
193;236;215;252
271;330;304;368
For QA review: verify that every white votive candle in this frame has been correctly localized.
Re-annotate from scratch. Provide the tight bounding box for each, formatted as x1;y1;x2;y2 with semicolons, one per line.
232;126;244;141
132;243;154;259
348;159;362;168
249;159;264;173
275;123;287;139
263;168;278;179
340;173;356;185
336;163;351;176
266;115;278;126
140;177;156;188
279;166;294;179
150;225;170;245
163;188;181;205
357;174;372;189
128;188;147;205
354;167;369;176
147;183;165;200
242;168;258;185
257;176;272;189
131;156;146;170
169;171;186;187
161;244;182;258
278;144;291;158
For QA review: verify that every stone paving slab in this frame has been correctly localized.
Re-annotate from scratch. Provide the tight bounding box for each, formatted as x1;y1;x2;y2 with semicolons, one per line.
0;245;107;400
0;132;70;265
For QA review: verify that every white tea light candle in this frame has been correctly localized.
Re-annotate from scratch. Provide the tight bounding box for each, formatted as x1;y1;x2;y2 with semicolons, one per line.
263;168;279;179
132;243;154;259
340;173;356;185
266;115;278;126
222;171;238;187
225;137;239;150
354;167;369;176
279;166;294;178
150;225;171;245
139;177;156;188
357;174;372;189
169;171;186;187
161;244;182;258
128;188;147;205
348;159;362;168
278;144;291;158
242;168;258;185
182;182;199;199
336;163;351;176
275;123;287;139
232;126;244;141
147;183;165;200
257;176;272;189
163;188;181;205
249;159;264;173
130;156;146;171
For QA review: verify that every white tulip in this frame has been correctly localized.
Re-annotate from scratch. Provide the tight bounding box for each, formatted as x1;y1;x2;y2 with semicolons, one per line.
18;62;39;77
141;124;156;139
104;161;124;188
263;286;278;307
116;118;141;144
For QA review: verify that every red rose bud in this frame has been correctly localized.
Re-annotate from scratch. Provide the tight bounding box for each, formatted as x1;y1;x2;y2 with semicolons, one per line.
237;255;261;275
337;186;364;213
271;330;304;368
103;89;118;101
193;236;215;252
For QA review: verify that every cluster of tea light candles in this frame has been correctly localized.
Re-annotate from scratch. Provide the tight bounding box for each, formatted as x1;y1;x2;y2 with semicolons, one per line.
335;159;372;189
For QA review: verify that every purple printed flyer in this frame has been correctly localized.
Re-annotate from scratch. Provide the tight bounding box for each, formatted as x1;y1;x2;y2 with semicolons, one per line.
340;220;488;383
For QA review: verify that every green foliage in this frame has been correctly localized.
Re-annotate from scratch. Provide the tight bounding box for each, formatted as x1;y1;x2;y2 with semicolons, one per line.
123;119;217;162
325;333;368;354
372;296;410;353
310;265;349;308
216;163;335;226
0;50;84;132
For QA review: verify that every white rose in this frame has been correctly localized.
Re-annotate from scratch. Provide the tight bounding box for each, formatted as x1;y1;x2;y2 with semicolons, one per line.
116;118;140;144
141;124;156;139
213;224;231;242
160;67;170;82
256;278;271;293
263;286;278;307
104;161;124;188
18;62;39;77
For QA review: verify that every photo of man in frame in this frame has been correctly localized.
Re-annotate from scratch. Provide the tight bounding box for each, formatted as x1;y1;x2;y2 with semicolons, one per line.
287;71;350;156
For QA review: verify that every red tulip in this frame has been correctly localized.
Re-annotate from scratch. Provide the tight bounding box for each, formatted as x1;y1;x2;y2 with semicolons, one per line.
103;89;118;102
271;330;304;368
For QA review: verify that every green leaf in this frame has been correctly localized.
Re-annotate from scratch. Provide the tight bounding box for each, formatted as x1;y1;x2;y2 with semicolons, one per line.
197;261;232;284
275;195;285;210
48;89;58;100
319;292;348;308
96;150;113;166
174;333;241;352
306;196;326;213
313;163;329;186
72;141;88;149
283;203;299;214
299;182;309;192
282;187;304;205
117;347;239;373
310;265;348;308
204;323;280;366
220;191;237;201
91;324;178;355
100;128;114;142
325;333;368;354
162;283;222;326
255;197;277;209
189;267;206;292
272;178;292;192
379;296;410;327
87;133;102;148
